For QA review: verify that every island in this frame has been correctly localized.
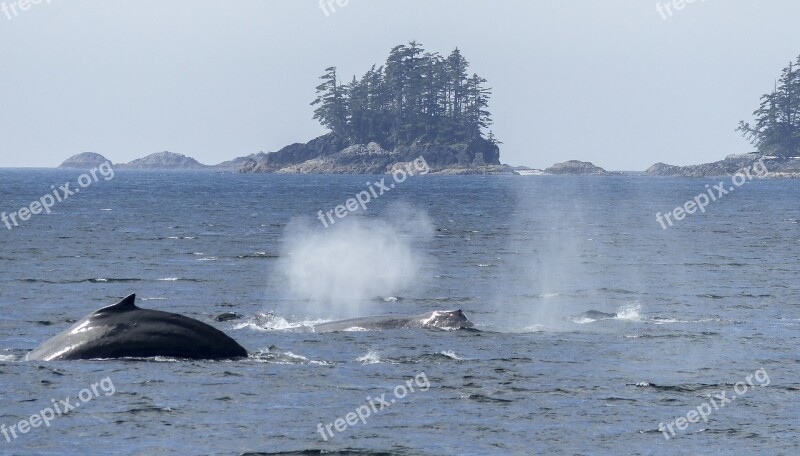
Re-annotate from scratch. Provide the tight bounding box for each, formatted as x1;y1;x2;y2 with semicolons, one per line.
58;52;799;176
237;42;514;175
115;152;209;170
59;152;113;169
544;160;620;176
646;54;800;177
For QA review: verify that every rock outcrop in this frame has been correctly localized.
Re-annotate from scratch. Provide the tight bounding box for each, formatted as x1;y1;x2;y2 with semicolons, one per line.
213;152;269;170
117;152;209;170
544;160;618;176
644;153;763;177
643;153;800;177
58;152;112;169
237;134;514;174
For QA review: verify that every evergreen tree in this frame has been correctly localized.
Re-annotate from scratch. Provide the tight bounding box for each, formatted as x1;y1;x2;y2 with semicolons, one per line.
738;55;800;158
311;67;347;138
311;42;497;150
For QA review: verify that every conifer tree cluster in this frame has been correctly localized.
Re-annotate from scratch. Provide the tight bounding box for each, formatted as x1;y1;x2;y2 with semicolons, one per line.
738;55;800;158
311;42;496;149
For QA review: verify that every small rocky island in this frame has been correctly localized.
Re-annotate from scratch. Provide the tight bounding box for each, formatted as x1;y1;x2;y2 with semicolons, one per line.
239;42;514;175
544;160;619;176
115;152;208;170
647;55;800;178
645;154;800;178
58;152;112;169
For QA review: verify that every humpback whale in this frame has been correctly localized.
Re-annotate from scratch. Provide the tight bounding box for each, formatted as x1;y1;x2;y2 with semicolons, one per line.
313;310;474;333
27;294;247;361
573;310;618;322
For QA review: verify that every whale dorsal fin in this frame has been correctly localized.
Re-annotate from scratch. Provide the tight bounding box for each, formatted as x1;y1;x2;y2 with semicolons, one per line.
95;294;139;314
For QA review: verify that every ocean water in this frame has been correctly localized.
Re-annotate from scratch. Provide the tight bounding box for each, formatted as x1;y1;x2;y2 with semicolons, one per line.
0;169;798;455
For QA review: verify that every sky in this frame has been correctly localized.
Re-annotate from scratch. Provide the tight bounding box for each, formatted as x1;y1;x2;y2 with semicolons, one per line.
0;0;799;170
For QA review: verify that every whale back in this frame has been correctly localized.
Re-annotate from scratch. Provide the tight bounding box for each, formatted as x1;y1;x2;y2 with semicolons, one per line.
313;309;474;333
27;295;247;361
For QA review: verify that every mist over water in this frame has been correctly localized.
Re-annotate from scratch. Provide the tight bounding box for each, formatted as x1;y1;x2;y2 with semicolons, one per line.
276;204;435;318
1;172;797;454
495;178;648;331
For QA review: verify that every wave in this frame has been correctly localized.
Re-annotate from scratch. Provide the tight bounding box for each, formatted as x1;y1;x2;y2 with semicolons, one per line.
251;348;331;365
18;277;205;284
632;381;736;393
615;303;642;321
356;351;382;364
236;252;279;259
459;394;513;403
233;312;323;332
439;350;464;360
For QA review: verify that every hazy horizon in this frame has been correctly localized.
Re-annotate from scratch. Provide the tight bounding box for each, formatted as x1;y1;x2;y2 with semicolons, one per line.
1;0;799;170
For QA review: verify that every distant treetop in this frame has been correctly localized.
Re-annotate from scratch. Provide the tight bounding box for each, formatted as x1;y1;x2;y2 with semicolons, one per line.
738;54;800;158
311;41;497;150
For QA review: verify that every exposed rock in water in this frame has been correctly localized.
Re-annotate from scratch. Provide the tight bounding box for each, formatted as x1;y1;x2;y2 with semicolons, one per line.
275;143;397;174
117;152;209;170
59;152;112;169
213;152;270;170
644;153;760;177
430;165;519;175
643;162;684;176
237;133;514;174
544;160;618;176
643;153;800;177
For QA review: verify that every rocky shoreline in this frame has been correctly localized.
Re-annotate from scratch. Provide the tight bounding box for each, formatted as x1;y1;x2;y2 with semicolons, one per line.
645;153;800;178
58;149;800;178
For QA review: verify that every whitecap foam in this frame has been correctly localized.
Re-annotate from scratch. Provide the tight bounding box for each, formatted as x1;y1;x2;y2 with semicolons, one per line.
615;304;642;322
652;317;685;325
253;349;331;365
342;326;369;332
440;350;463;360
356;351;381;364
236;313;323;331
0;354;17;362
283;351;308;361
158;278;179;281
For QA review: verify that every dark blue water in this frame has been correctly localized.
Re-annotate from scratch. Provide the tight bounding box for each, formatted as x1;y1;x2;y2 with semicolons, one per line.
1;169;798;455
